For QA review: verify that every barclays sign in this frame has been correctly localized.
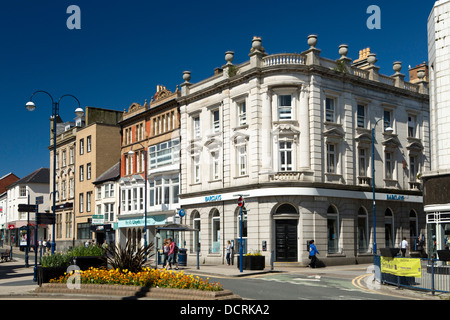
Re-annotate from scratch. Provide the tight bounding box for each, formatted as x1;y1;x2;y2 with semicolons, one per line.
386;194;405;201
205;195;222;202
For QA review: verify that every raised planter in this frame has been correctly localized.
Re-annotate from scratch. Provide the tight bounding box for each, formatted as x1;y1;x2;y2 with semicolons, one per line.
35;283;242;300
236;256;265;270
37;266;68;286
71;256;107;270
379;248;400;258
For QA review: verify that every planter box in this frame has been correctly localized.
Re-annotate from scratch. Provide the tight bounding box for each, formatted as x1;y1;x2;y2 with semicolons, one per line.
236;256;265;270
379;248;400;258
37;266;68;286
72;256;107;270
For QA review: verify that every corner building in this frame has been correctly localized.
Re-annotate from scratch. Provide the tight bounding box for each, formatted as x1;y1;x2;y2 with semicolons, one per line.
179;36;430;266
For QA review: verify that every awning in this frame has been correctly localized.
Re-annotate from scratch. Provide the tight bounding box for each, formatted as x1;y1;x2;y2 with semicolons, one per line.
156;223;198;232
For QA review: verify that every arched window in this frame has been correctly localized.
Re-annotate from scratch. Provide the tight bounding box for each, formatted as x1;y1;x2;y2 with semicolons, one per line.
210;209;220;253
192;211;201;252
357;207;369;253
327;205;340;253
385;209;394;248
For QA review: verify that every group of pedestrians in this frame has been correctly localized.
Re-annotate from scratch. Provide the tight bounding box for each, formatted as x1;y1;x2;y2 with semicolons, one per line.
162;238;178;270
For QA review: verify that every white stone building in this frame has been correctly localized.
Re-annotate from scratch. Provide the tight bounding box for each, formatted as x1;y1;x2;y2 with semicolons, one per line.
424;0;450;258
179;35;430;266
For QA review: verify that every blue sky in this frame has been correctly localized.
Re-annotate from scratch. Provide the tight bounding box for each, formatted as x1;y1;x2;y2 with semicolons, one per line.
0;0;435;179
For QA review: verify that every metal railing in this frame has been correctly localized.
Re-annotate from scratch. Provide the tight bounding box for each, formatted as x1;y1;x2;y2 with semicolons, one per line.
374;255;450;295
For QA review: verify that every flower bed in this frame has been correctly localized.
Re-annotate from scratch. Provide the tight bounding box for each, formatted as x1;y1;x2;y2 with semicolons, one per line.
50;267;223;292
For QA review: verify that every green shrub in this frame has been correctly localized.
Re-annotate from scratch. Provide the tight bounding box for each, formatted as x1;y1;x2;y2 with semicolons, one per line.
68;245;105;257
106;240;154;273
40;252;72;268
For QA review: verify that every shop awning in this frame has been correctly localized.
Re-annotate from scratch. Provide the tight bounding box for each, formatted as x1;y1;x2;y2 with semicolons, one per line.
156;223;198;232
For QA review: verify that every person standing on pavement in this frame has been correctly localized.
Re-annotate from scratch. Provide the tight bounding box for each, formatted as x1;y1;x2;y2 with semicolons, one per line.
225;240;232;265
308;240;319;268
165;238;176;270
401;237;409;257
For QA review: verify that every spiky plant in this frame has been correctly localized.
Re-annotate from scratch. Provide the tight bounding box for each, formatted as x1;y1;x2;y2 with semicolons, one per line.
106;240;154;273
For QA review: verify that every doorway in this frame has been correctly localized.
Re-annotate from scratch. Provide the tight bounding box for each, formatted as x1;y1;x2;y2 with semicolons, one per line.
275;219;298;262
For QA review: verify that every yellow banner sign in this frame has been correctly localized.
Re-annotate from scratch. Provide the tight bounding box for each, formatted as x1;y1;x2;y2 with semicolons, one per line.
381;257;422;278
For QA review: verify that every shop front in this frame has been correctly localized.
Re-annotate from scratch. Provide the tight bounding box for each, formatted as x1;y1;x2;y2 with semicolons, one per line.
117;214;168;248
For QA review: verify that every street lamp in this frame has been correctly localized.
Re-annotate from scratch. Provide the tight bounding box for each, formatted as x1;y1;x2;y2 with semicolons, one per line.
372;119;393;256
25;90;81;255
128;144;148;248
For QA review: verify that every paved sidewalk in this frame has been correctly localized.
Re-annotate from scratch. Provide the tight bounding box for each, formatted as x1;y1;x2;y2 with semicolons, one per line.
0;256;448;300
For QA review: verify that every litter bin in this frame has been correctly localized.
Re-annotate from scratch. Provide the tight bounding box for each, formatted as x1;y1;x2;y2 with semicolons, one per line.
178;248;187;267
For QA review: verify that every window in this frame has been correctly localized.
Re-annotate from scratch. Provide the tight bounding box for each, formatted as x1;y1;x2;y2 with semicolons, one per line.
87;136;91;153
77;223;90;240
383;110;392;131
127;189;132;211
80;139;84;155
79;193;84;213
55;183;59;202
172;177;179;204
56;214;62;238
149;177;179;206
96;186;102;200
69;148;74;165
69;178;74;198
213;109;220;133
105;183;114;198
193;211;201;252
61;180;66;200
238;101;247;126
408;115;416;138
104;203;114;221
86;192;92;212
65;212;72;238
326;97;335;122
326;144;337;173
56;153;59;169
121;190;126;212
79;165;84;181
358;207;369;253
385;152;394;180
139;187;144;210
193;116;200;139
279;141;292;171
278;95;292;120
211;210;220;253
62;150;67;167
149;139;180;169
212;152;220;180
410;156;417;182
358;149;368;177
193;156;200;183
87;163;91;180
357;104;366;128
133;188;138;210
237;144;247;176
327;205;339;253
19;186;27;197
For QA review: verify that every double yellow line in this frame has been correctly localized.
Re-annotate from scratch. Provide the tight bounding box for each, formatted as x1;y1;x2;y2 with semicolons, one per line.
352;274;421;300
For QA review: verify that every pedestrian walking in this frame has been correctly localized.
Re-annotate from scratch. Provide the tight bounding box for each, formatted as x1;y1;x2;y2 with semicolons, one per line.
165;238;175;270
225;240;233;265
308;240;319;268
162;239;169;268
401;237;409;257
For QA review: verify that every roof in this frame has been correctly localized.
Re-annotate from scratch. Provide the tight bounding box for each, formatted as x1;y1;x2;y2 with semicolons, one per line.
94;162;121;184
0;172;20;194
8;168;49;188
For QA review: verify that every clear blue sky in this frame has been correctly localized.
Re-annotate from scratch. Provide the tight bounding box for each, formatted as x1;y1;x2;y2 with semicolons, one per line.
0;0;435;179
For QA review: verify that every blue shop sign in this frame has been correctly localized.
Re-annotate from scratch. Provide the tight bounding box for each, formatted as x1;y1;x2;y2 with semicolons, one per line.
386;194;405;201
205;195;221;202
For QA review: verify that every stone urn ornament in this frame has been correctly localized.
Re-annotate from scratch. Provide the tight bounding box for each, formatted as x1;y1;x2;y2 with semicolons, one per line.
339;44;349;58
393;61;402;74
307;34;318;48
183;71;191;83
225;51;234;65
367;53;377;65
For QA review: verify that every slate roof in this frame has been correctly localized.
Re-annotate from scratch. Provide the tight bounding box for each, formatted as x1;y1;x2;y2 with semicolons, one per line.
8;168;50;188
93;162;121;184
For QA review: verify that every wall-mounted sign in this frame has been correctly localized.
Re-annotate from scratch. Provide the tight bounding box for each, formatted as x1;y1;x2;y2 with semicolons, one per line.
386;194;405;201
205;195;221;202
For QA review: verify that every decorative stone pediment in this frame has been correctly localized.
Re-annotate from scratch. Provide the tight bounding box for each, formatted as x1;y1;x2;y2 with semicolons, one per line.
205;136;222;152
189;142;203;156
231;131;249;145
407;138;424;155
355;132;372;147
382;135;401;151
272;123;300;143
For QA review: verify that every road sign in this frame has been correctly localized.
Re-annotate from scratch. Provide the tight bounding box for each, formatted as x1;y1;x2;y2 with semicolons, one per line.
36;213;55;225
178;209;186;217
237;197;244;207
18;204;36;212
